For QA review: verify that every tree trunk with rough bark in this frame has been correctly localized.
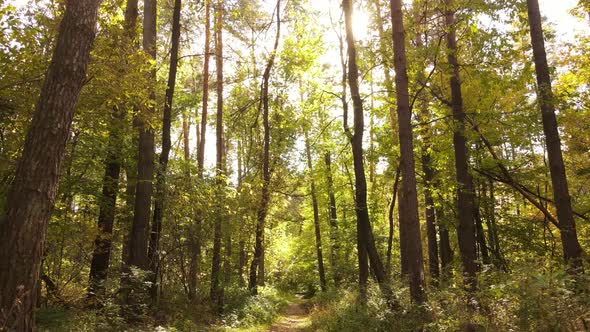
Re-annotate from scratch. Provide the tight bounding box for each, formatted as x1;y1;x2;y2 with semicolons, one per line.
390;0;427;304
526;0;584;273
148;0;181;302
0;1;102;329
88;109;124;298
124;0;157;318
444;0;478;291
343;0;397;309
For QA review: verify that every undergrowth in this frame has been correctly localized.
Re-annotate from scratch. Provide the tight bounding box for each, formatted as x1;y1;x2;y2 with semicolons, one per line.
307;265;590;332
36;286;289;331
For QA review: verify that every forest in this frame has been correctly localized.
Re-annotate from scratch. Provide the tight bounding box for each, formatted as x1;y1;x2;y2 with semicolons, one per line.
0;0;589;330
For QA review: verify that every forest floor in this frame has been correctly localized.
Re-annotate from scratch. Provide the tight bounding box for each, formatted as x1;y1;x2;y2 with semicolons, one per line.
265;296;311;332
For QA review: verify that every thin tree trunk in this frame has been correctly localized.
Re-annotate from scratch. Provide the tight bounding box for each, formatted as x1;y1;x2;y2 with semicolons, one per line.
474;204;490;265
444;0;478;291
0;1;102;329
390;0;427;304
437;210;454;281
88;109;124;297
128;0;157;273
121;161;137;272
89;0;138;296
422;133;440;282
343;0;397;309
413;0;440;285
148;0;181;302
211;0;225;312
306;133;327;292
324;151;340;287
386;167;400;275
526;0;584;272
248;0;281;295
188;0;211;302
197;0;211;178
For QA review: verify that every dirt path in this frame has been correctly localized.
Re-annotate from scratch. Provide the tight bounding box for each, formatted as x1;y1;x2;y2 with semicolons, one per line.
266;298;310;331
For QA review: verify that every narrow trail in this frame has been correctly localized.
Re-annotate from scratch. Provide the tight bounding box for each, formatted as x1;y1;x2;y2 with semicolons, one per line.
267;297;311;332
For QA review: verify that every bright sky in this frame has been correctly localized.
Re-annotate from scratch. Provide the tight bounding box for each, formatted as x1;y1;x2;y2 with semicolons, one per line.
6;0;587;37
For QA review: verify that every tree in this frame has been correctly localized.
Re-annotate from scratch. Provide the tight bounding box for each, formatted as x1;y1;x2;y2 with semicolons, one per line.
248;0;281;295
305;132;327;292
87;0;140;299
526;0;584;272
444;0;478;291
188;0;211;302
342;0;396;307
124;0;157;315
210;0;225;312
148;0;182;301
324;151;341;287
0;0;103;329
389;0;427;304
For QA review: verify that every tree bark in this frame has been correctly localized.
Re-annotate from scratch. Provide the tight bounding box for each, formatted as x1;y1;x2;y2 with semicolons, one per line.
306;133;327;292
437;207;454;281
248;0;281;295
390;0;427;304
128;0;157;273
0;1;102;330
211;0;225;312
343;0;397;308
526;0;584;272
324;151;340;287
413;0;440;285
88;109;124;297
88;0;139;299
444;0;478;291
386;167;400;275
148;0;182;302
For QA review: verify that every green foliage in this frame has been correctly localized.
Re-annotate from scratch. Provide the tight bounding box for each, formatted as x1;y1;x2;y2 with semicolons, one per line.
221;286;289;329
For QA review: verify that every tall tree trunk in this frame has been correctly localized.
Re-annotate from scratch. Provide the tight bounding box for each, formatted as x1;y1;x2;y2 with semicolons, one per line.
248;0;281;295
324;151;340;287
148;0;182;302
188;0;211;302
125;0;157;317
0;1;102;330
389;0;427;304
88;110;124;298
526;0;584;272
343;0;396;309
306;133;327;292
128;0;157;273
211;0;225;312
444;0;478;291
88;0;138;299
413;0;440;285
